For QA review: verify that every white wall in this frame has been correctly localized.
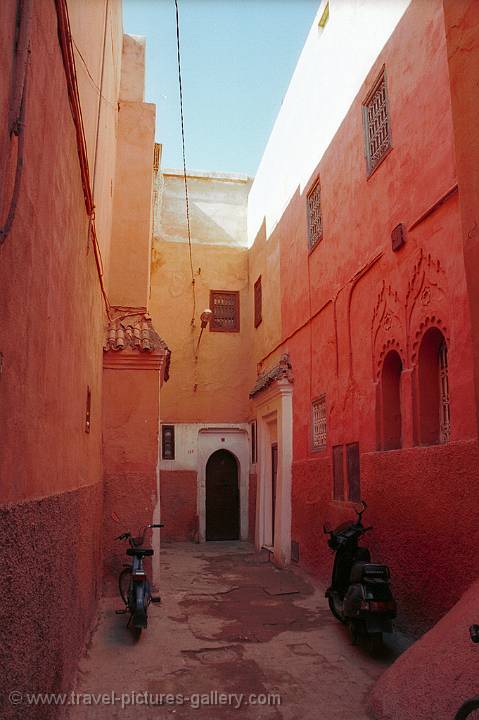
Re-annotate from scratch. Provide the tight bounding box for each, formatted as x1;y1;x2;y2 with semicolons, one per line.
247;0;412;244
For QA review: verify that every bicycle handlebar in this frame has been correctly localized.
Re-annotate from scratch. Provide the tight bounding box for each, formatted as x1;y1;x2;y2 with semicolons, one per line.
115;523;165;545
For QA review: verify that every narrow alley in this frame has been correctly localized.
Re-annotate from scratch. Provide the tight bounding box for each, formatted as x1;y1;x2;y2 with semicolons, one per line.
70;543;408;720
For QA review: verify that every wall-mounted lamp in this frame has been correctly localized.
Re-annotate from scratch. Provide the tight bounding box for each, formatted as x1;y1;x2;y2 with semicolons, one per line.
195;308;213;358
200;308;212;329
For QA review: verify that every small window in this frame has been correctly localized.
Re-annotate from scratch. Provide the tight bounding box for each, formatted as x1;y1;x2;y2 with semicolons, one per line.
307;179;323;251
312;395;327;450
251;420;257;464
346;443;360;502
332;445;344;501
162;424;175;460
254;276;262;328
210;290;240;333
332;443;361;501
362;68;392;175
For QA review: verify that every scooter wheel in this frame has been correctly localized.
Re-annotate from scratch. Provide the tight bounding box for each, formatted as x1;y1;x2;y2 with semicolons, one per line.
349;621;361;645
368;632;383;652
328;595;346;624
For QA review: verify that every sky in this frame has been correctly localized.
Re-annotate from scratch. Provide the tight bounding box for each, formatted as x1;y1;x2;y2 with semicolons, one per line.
123;0;319;177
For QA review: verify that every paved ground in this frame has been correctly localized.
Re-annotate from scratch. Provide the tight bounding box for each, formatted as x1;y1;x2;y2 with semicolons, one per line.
69;542;411;720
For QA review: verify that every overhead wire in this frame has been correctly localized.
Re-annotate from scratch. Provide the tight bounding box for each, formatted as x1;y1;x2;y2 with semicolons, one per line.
174;0;197;328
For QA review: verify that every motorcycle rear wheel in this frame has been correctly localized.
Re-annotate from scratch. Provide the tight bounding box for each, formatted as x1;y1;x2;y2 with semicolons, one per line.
328;594;346;623
455;698;479;719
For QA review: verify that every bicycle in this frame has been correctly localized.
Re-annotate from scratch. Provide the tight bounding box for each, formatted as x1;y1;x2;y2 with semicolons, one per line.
115;522;164;637
454;624;479;719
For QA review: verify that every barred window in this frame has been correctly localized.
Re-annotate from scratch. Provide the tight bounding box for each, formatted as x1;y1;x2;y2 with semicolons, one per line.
307;179;323;250
254;276;262;328
312;395;326;449
210;290;240;333
162;425;175;460
363;68;392;175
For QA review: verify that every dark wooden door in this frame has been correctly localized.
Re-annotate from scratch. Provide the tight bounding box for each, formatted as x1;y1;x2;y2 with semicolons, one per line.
271;443;278;541
206;450;240;541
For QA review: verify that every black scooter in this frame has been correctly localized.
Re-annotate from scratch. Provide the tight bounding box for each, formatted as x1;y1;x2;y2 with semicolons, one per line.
324;500;396;646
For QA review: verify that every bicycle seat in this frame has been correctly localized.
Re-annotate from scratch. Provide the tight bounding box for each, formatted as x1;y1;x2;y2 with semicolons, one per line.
126;548;154;557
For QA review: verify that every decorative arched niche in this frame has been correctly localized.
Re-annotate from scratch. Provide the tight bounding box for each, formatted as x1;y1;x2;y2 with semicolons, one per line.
381;349;403;450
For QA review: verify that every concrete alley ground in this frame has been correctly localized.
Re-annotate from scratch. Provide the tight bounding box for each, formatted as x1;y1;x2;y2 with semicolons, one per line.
69;543;412;720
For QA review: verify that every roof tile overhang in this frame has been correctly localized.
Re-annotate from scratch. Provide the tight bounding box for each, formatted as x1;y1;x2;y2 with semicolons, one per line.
103;312;171;380
249;353;293;398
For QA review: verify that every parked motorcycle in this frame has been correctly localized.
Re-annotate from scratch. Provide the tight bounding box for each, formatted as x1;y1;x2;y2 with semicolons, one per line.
324;500;396;646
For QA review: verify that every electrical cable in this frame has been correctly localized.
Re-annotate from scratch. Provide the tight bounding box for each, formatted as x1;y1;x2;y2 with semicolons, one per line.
174;0;197;327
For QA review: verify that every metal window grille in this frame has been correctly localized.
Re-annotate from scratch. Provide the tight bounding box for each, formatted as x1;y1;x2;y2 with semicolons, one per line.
346;442;361;502
439;342;450;443
210;290;240;332
254;276;262;328
363;70;391;174
251;420;257;464
312;395;327;449
332;445;344;500
162;424;175;460
307;179;323;250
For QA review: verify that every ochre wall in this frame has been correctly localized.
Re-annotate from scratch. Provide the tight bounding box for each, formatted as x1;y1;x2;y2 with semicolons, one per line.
253;0;478;634
150;172;252;424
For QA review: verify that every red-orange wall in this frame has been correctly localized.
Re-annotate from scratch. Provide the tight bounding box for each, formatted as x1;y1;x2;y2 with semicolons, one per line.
0;1;118;714
270;0;478;634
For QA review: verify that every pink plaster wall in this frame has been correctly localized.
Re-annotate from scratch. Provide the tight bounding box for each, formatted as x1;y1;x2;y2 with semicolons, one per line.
160;470;198;542
0;0;122;713
269;0;479;634
102;365;161;593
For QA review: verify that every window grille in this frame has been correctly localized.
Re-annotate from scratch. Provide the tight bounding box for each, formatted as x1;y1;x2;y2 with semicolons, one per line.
307;179;323;250
312;395;327;449
439;342;450;443
363;69;391;175
254;276;262;328
162;425;175;460
210;291;240;332
332;445;344;501
346;443;360;502
251;420;257;464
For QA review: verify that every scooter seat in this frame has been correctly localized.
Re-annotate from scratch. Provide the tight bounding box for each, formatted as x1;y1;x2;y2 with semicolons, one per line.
126;547;154;557
350;562;390;584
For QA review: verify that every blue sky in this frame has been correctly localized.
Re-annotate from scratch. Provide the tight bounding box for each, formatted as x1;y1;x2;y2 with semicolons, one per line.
123;0;319;177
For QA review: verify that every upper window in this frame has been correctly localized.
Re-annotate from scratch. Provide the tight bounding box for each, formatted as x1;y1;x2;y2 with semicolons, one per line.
307;179;323;251
210;291;240;333
362;68;392;175
254;276;262;328
312;395;327;450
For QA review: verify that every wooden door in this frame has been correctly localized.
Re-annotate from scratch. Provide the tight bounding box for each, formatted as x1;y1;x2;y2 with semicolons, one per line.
206;450;240;541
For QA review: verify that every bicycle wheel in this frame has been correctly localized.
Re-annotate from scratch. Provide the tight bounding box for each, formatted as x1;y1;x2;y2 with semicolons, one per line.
132;582;148;629
455;698;479;719
119;567;131;606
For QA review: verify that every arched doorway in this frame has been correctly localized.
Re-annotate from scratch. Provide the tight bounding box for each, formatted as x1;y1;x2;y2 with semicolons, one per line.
206;449;240;541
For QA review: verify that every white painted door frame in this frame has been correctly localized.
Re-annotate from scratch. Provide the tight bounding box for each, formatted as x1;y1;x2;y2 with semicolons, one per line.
254;378;293;567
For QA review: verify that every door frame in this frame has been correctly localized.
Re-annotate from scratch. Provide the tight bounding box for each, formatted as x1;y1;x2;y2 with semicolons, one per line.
197;427;249;542
254;378;293;567
205;448;240;541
